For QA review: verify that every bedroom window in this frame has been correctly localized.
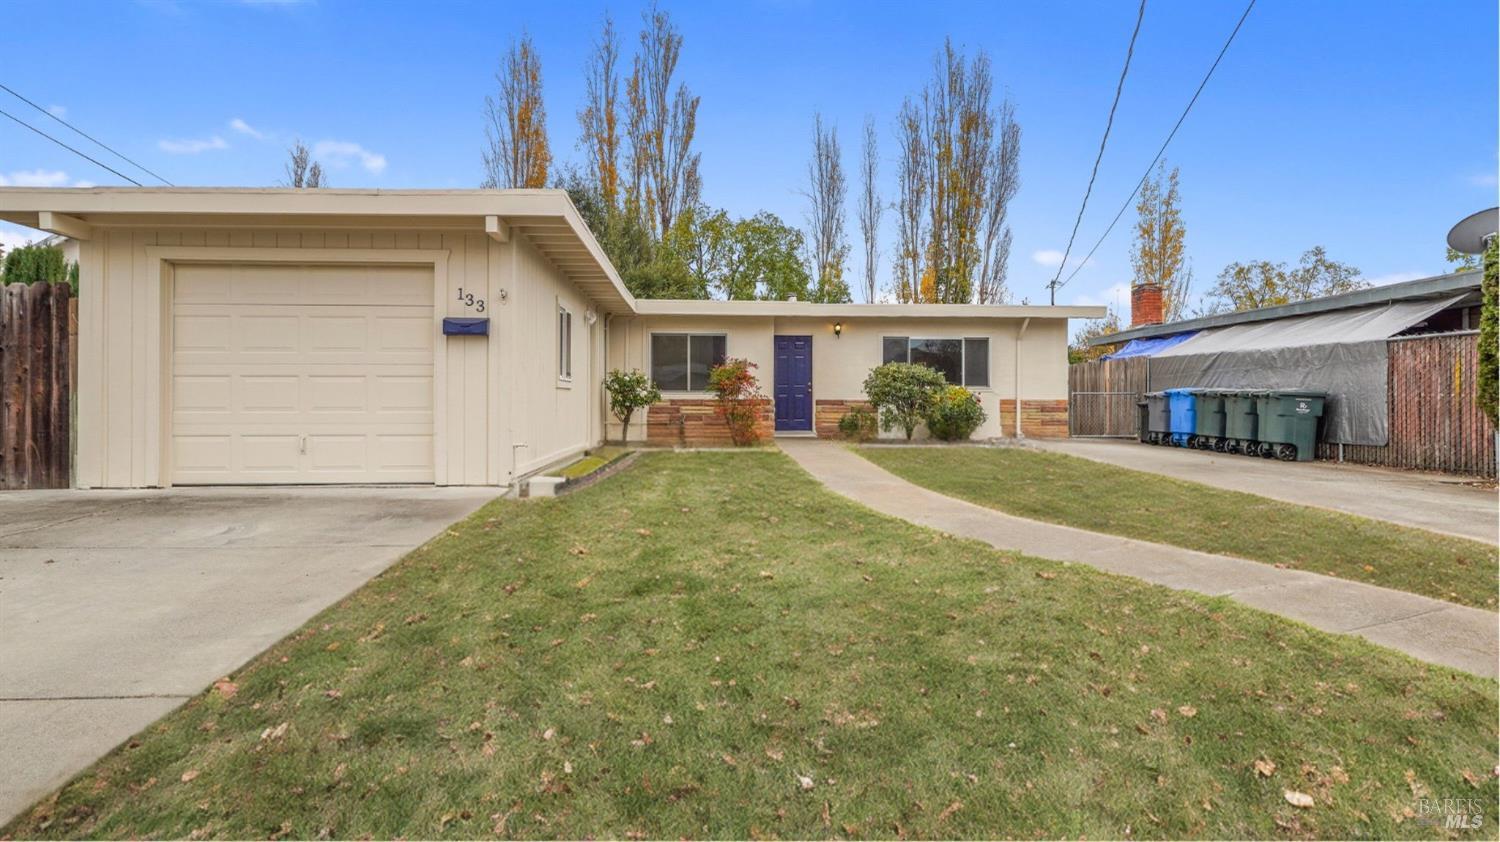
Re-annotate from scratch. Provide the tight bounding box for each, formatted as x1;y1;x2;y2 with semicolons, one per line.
650;333;727;391
881;336;990;388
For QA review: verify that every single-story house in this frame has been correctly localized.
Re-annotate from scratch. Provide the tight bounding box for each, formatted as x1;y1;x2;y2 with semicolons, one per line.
0;188;1101;489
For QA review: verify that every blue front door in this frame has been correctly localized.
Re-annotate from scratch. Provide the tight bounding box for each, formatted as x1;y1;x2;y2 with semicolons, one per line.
774;335;813;431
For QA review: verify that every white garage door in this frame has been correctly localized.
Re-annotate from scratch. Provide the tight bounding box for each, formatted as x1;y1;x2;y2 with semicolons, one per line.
170;263;435;484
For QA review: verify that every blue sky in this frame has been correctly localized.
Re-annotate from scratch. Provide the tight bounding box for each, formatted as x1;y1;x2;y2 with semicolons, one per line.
1;0;1495;316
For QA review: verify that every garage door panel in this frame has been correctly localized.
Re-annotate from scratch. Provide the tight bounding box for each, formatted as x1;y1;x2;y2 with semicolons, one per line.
170;263;436;485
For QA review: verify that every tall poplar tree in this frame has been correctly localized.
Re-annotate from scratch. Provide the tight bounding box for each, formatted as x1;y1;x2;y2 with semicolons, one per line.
624;3;700;240
483;32;551;189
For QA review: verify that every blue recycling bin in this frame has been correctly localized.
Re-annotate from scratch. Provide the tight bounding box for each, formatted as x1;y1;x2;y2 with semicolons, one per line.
1164;388;1197;447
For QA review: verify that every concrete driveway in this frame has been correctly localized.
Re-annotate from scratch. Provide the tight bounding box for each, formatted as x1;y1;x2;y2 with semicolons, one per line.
1031;439;1498;544
0;485;495;826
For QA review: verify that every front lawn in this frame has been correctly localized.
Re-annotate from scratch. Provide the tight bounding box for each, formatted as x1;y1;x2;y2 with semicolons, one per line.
859;445;1498;610
10;452;1495;839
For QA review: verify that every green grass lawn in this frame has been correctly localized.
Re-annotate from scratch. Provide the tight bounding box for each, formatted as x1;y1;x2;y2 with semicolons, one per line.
558;446;629;480
9;452;1496;840
859;446;1498;610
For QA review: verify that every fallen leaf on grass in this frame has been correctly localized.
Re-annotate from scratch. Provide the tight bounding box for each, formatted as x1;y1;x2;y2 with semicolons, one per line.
542;728;556;741
574;575;593;589
1254;759;1276;777
797;774;815;791
260;722;289;742
1035;571;1056;580
1283;790;1315;808
722;754;737;767
180;770;199;783
1177;705;1197;718
765;748;784;761
937;800;963;823
1150;708;1168;724
635;528;653;537
212;679;237;700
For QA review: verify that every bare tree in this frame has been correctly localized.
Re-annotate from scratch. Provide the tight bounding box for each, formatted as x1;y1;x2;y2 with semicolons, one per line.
624;3;700;240
858;116;881;303
977;99;1020;303
578;14;622;209
893;40;1022;303
803;113;850;303
284;140;326;188
483;32;551;189
893;97;926;303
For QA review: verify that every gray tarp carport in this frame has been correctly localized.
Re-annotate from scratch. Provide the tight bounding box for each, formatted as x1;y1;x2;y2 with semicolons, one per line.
1145;295;1464;445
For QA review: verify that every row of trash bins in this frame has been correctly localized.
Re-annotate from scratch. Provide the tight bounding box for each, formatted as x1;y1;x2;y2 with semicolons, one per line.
1137;389;1326;461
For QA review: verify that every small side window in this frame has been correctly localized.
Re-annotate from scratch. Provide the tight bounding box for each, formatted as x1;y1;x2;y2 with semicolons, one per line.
558;306;573;381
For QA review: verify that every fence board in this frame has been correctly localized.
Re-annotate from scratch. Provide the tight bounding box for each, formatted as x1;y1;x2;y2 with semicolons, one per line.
0;282;75;489
1068;356;1148;437
1318;332;1495;477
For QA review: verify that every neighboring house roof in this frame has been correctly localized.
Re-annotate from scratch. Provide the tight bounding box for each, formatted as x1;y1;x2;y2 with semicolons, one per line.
1088;269;1482;347
0;187;1106;322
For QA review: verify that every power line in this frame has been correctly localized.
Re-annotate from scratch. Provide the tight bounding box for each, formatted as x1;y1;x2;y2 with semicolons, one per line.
0;107;144;186
0;82;172;186
1056;0;1256;293
1047;0;1147;305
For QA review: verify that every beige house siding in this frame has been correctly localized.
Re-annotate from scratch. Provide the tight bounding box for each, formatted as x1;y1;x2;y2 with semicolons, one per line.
75;226;605;488
606;313;1072;442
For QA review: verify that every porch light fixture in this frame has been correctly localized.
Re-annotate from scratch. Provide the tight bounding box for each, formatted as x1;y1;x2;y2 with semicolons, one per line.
833;321;842;338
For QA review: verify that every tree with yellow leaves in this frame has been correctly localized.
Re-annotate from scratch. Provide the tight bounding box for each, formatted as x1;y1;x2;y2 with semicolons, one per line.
1129;162;1191;321
482;32;550;189
624;3;700;241
892;40;1021;304
578;14;622;210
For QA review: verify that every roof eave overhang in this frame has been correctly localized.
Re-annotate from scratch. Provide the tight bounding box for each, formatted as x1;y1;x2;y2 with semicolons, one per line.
0;188;638;314
631;300;1106;319
1087;269;1484;347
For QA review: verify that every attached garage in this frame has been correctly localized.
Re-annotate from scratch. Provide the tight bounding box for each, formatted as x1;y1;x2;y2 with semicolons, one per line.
170;263;436;484
0;188;631;489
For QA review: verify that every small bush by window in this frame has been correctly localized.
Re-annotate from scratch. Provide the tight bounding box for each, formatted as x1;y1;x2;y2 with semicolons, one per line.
837;406;878;441
925;385;987;441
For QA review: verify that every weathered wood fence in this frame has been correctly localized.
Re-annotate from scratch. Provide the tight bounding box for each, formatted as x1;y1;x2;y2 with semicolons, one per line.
1;282;76;489
1067;356;1148;438
1069;332;1497;478
1315;332;1495;478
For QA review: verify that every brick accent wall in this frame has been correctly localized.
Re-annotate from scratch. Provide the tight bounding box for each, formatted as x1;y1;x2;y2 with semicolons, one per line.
645;398;774;447
813;399;874;438
997;399;1069;438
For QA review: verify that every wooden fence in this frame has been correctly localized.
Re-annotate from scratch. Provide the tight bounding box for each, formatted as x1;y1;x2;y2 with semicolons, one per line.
1069;332;1497;477
1067;356;1148;438
1316;332;1495;478
1;282;76;489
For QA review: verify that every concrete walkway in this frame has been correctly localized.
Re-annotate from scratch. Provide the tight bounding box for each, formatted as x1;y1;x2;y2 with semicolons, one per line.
1031;438;1498;544
0;485;495;826
779;439;1498;679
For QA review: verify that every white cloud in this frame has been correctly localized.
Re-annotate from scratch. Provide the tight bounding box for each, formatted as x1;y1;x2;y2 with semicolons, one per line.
1069;281;1131;311
0;222;45;254
229;117;266;140
158;135;229;154
47;104;67;119
1471;171;1498;188
313;140;387;175
0;169;72;187
1361;271;1430;287
1031;248;1095;271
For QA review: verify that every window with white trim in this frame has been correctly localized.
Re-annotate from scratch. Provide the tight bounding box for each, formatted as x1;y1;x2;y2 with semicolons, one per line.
557;306;573;381
881;336;990;387
650;333;727;392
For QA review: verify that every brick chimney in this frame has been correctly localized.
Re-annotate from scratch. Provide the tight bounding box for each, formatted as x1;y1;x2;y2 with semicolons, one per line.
1130;282;1164;328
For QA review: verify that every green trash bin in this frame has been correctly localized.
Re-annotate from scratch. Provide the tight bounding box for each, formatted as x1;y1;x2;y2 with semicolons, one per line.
1222;390;1262;455
1191;390;1228;451
1253;390;1326;461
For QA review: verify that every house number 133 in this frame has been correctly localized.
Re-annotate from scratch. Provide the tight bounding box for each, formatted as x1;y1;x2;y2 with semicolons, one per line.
456;288;486;313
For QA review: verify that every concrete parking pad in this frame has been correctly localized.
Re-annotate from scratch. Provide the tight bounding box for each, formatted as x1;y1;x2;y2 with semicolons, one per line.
0;485;495;826
781;439;1498;679
1030;438;1497;544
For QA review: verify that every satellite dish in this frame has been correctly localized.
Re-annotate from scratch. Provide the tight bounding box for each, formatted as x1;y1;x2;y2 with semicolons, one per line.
1446;206;1499;255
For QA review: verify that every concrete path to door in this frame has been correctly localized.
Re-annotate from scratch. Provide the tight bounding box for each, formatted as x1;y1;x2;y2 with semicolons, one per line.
1030;438;1497;544
0;486;495;826
779;439;1498;680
